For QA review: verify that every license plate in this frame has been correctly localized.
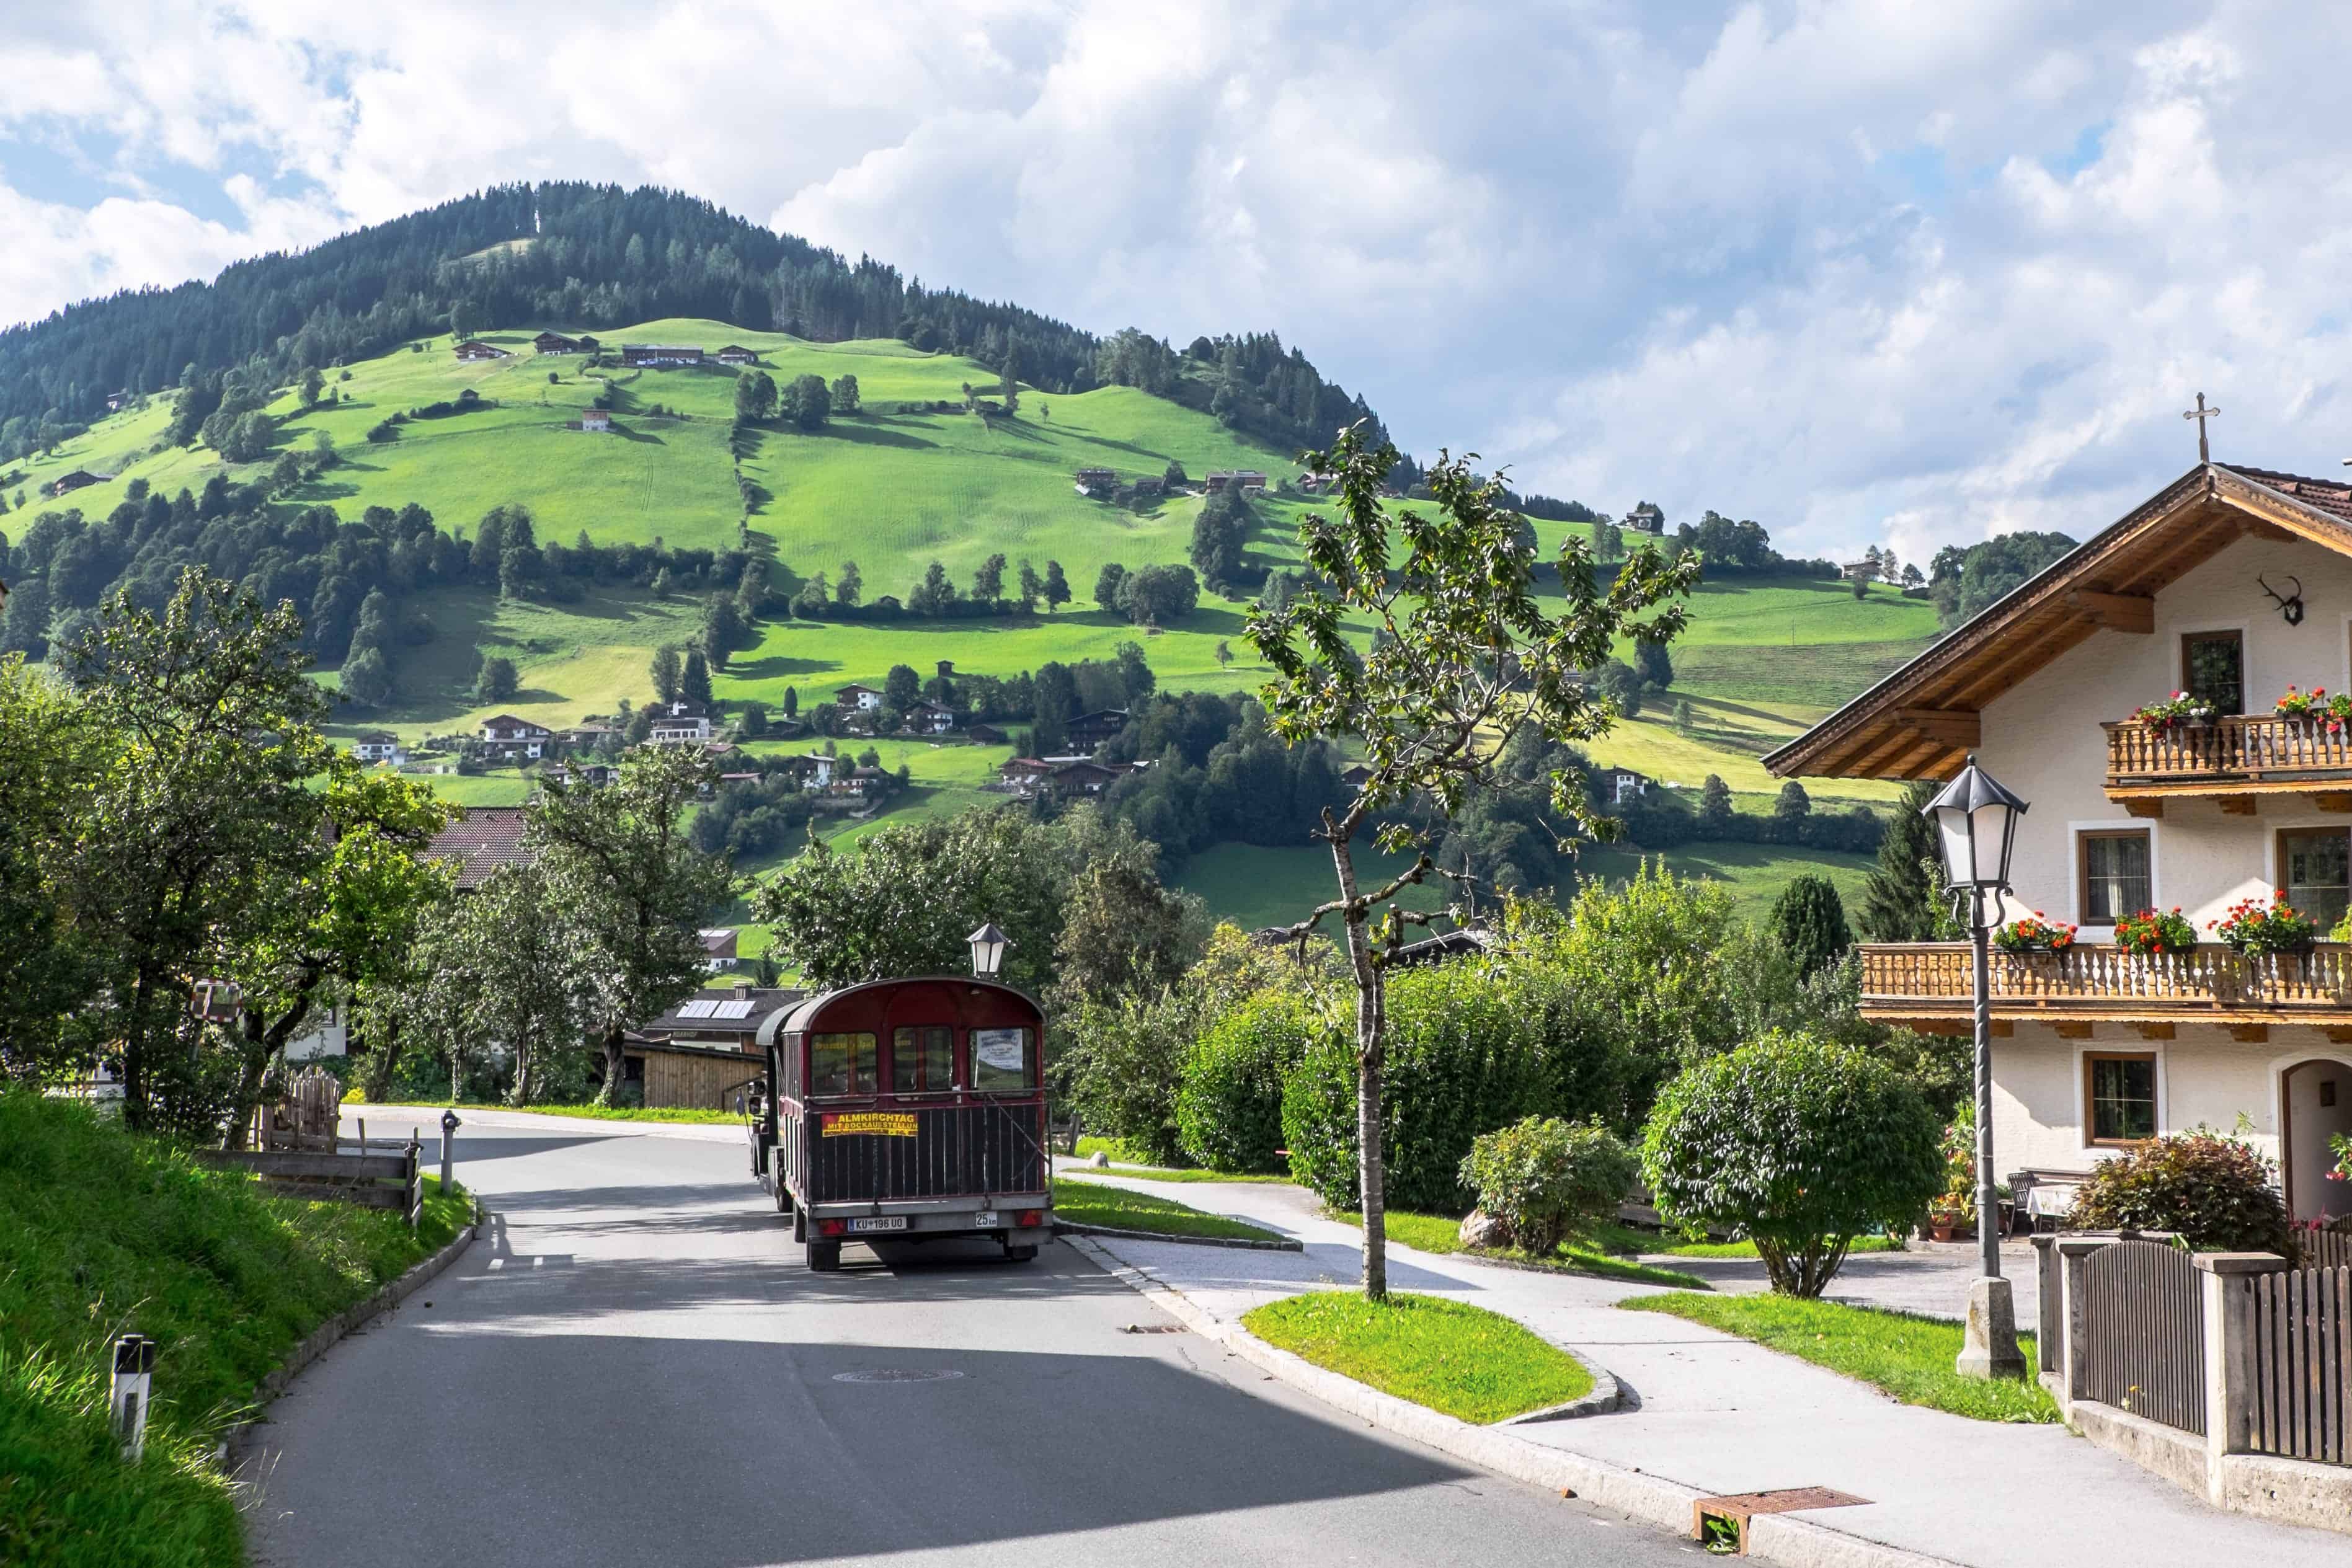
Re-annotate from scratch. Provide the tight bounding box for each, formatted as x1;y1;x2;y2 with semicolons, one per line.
973;1210;999;1228
848;1216;908;1234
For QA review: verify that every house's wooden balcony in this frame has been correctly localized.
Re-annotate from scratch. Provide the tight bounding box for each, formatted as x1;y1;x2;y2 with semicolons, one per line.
2104;717;2352;816
1859;942;2352;1035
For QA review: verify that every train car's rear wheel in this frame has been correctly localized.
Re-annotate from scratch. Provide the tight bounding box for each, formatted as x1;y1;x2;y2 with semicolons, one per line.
808;1240;842;1272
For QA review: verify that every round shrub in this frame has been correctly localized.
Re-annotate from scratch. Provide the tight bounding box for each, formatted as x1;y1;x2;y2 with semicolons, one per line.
1176;991;1324;1173
1280;960;1554;1213
1641;1030;1942;1296
1458;1116;1638;1254
2068;1130;2292;1255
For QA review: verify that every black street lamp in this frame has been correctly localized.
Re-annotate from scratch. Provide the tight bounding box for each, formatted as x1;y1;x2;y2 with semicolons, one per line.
966;922;1010;980
1924;755;2029;1380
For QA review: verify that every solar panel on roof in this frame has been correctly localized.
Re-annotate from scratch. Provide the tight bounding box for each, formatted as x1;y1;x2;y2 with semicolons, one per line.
677;999;719;1018
714;999;756;1019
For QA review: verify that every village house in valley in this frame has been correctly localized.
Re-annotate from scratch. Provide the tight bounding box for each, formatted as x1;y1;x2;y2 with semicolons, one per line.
1768;458;2352;1225
476;713;552;761
453;339;509;361
579;407;612;433
622;343;704;368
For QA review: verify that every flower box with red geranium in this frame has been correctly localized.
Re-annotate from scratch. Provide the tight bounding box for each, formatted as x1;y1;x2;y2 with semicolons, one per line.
1992;913;2077;954
2113;907;2199;957
2211;892;2320;957
2132;693;2216;730
2273;686;2352;732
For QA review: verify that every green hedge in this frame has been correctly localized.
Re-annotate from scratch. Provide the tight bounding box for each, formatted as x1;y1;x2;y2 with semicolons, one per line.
1176;991;1328;1172
1282;963;1556;1211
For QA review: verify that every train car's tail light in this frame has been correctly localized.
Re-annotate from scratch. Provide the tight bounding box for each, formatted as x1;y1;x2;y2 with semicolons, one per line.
817;1219;847;1237
1018;1210;1044;1228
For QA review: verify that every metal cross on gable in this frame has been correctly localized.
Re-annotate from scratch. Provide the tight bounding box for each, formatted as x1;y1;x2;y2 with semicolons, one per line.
2183;392;2221;463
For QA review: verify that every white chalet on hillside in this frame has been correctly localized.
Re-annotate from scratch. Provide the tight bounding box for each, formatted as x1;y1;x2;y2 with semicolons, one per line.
1770;458;2352;1225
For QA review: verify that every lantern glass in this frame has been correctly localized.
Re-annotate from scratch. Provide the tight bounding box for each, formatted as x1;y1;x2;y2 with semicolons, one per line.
1920;756;2028;893
966;922;1009;978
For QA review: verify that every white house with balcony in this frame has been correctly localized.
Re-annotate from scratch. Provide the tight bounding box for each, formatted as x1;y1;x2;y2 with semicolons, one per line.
1768;459;2352;1225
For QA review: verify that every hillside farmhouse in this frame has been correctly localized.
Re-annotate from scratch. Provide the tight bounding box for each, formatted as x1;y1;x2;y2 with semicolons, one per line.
351;732;402;764
1065;708;1130;755
557;721;619;750
534;331;586;354
1073;467;1116;494
427;807;530;891
837;683;884;712
998;755;1135;800
908;701;958;735
623;344;703;368
965;723;1008;746
699;929;740;970
1205;470;1269;494
650;711;714;745
580;408;612;433
476;714;552;761
1598;766;1651;805
453;340;508;361
1623;502;1665;534
714;345;757;365
48;469;107;497
1767;458;2352;1226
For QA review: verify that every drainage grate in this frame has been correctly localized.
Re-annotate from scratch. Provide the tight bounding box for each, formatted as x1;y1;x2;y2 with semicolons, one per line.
831;1368;966;1384
1691;1488;1869;1556
1120;1323;1185;1335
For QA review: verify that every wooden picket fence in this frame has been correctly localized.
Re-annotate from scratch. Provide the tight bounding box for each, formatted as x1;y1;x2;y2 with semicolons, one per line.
2075;1238;2206;1435
2249;1264;2352;1467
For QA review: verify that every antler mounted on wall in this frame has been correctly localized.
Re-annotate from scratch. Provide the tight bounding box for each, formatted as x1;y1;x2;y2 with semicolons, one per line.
2259;574;2305;626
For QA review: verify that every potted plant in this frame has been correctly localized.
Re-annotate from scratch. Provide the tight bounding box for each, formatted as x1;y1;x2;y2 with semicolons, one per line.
1992;913;2077;954
2113;906;2198;956
1931;1105;1977;1242
2132;692;2217;730
2274;686;2352;732
2211;892;2320;958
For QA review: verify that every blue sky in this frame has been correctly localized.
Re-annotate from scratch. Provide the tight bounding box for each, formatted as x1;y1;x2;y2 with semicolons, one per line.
0;1;2341;568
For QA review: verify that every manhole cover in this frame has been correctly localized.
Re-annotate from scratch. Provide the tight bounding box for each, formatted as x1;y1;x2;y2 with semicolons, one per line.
831;1368;966;1384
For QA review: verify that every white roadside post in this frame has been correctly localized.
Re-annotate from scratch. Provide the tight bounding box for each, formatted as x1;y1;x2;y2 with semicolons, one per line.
1925;755;2031;1380
441;1107;461;1191
110;1334;156;1462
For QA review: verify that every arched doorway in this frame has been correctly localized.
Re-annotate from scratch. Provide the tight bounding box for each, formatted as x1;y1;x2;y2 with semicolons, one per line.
2281;1058;2352;1223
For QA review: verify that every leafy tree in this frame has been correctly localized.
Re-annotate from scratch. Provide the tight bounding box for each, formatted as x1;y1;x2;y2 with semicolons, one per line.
1594;657;1643;719
1673;697;1694;733
528;747;735;1102
1044;560;1070;615
1860;779;1958;942
300;367;325;407
2069;1131;2293;1255
650;644;683;704
58;569;335;1134
1643;1030;1942;1296
1121;563;1199;626
1698;773;1734;833
0;655;107;1080
782;373;830;430
782;686;799;719
972;552;1006;605
1164;459;1188;489
1;573;55;660
829;373;859;414
884;663;922;712
1215;640;1233;670
473;655;519;705
1017;560;1042;611
739;700;769;738
1774;779;1812;825
680;648;714;708
1245;425;1695;1298
699;593;750;668
340;646;394;707
1094;562;1127;613
650;566;675;599
836;560;863;607
909;560;955;616
1189;487;1254;587
1635;637;1673;690
1459;1116;1638;1255
407;859;587;1104
1771;874;1853;978
733;368;778;423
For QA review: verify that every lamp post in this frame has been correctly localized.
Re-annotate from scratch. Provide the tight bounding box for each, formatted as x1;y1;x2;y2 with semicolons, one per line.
966;922;1010;980
1924;754;2030;1380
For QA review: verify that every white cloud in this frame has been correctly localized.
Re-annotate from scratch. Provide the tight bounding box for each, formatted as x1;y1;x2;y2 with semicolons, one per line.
1;1;2347;565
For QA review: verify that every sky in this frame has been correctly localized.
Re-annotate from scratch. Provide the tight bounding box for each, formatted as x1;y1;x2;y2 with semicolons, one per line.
1;1;2345;567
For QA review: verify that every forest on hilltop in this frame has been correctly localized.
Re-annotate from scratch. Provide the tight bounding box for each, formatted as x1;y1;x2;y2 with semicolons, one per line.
0;182;1391;472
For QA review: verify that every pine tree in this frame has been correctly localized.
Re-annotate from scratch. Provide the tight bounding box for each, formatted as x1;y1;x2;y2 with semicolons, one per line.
1698;773;1733;833
1771;874;1853;978
681;649;714;708
650;645;683;704
1044;560;1070;615
1859;779;1954;942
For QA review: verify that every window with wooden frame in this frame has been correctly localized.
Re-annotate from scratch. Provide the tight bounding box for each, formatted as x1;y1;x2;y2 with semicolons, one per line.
2084;1052;2158;1146
2278;827;2352;934
2180;628;2244;715
2077;828;2151;923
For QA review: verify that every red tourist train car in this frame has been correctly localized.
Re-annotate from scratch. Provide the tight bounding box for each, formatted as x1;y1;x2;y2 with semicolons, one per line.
749;971;1052;1270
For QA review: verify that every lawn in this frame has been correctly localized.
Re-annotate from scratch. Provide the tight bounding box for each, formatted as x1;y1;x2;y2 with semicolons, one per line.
1052;1176;1285;1242
1243;1291;1594;1424
1337;1207;1711;1290
1066;1140;1295;1183
0;1091;473;1566
1618;1293;2060;1424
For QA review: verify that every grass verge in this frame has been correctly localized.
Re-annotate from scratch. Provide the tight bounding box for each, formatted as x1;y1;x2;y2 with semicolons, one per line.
1581;1220;1903;1260
1065;1140;1293;1184
1053;1177;1285;1242
1617;1292;2060;1424
1337;1208;1711;1290
0;1091;473;1566
1243;1291;1594;1424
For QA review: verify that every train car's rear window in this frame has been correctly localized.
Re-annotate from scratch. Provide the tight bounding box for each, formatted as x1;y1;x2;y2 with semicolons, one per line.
809;1032;878;1097
970;1027;1036;1092
891;1025;954;1094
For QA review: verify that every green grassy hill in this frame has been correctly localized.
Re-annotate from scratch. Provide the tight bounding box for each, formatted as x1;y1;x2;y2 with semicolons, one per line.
4;319;1938;931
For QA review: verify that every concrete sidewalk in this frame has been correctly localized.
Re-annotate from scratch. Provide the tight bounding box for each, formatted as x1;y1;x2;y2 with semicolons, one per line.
1058;1163;2352;1568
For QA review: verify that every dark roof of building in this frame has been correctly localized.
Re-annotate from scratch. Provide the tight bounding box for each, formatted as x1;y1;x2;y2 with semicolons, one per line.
428;807;530;891
635;985;803;1037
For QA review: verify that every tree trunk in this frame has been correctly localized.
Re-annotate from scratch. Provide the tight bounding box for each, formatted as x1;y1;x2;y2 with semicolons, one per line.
595;1021;626;1106
1330;834;1388;1302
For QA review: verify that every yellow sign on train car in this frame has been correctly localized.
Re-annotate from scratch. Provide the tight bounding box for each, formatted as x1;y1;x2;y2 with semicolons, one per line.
822;1111;918;1138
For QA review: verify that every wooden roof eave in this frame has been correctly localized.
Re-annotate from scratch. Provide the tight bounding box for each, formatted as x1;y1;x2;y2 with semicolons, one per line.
1765;465;2352;781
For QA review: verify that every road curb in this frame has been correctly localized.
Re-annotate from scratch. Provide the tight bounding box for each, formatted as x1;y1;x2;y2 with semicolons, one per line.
1065;1234;1963;1568
1053;1218;1302;1251
219;1196;484;1469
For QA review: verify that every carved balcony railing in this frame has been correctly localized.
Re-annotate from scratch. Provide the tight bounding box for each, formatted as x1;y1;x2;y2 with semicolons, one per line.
2105;716;2352;802
1860;942;2352;1021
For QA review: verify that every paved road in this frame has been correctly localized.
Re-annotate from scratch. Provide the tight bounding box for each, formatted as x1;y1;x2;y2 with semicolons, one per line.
244;1115;1698;1567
